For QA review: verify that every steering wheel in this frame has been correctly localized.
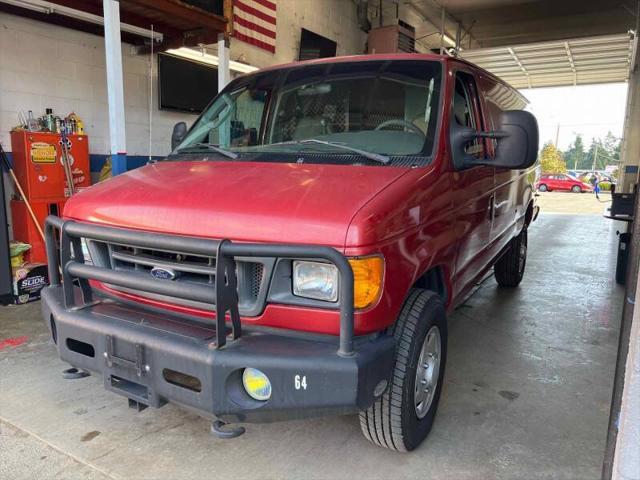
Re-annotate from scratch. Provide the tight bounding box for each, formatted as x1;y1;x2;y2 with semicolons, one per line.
374;119;425;137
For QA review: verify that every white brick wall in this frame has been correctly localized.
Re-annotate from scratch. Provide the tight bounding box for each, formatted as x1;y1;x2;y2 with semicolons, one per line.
0;12;197;158
0;1;366;159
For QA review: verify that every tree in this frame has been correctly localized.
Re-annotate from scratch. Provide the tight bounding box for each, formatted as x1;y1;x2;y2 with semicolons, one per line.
579;133;621;171
539;142;567;174
563;135;585;170
602;131;620;162
584;139;606;170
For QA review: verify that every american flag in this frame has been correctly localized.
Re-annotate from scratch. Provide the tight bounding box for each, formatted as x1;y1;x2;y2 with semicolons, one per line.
233;0;277;54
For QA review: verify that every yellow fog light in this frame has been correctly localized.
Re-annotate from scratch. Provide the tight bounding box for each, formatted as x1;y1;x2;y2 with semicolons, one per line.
242;368;272;401
348;256;384;310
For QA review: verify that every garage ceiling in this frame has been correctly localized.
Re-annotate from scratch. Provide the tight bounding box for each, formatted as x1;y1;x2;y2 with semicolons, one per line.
402;0;636;48
460;33;634;89
0;0;229;48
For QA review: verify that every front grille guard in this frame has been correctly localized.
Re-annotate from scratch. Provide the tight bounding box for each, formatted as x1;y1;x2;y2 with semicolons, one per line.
44;216;355;357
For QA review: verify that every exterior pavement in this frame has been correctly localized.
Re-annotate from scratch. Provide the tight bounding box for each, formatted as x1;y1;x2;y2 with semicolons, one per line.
0;212;625;480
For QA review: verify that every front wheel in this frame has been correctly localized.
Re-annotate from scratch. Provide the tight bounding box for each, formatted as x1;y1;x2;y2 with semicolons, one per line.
359;289;447;451
538;184;548;192
571;185;582;193
494;228;528;287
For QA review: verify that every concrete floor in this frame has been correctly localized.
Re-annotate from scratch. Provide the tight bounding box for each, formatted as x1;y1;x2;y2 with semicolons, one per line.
0;213;624;480
535;190;612;215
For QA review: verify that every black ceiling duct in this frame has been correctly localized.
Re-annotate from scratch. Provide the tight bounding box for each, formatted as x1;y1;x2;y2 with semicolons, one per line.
357;0;371;32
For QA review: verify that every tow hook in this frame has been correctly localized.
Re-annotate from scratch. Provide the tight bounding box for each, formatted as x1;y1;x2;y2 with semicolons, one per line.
211;420;246;439
62;367;90;379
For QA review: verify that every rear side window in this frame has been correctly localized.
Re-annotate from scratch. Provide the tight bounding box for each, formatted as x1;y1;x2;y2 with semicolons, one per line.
453;76;475;128
453;72;484;159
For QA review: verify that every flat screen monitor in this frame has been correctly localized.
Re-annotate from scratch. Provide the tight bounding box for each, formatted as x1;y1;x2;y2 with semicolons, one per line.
158;53;218;114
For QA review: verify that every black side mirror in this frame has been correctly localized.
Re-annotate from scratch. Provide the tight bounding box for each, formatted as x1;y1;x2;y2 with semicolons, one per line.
451;110;539;170
492;111;538;169
171;122;187;151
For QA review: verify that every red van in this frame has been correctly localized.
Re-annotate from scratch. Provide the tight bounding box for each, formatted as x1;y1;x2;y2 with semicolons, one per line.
41;54;538;451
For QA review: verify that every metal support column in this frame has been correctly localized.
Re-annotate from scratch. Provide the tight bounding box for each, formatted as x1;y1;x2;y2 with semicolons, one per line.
619;15;640;193
612;272;640;479
218;33;230;93
606;185;640;480
103;0;127;175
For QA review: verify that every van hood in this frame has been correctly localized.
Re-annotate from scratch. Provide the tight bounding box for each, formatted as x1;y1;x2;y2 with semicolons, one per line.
64;160;409;247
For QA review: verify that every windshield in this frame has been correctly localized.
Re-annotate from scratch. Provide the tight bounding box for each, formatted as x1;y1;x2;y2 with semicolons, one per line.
172;60;442;166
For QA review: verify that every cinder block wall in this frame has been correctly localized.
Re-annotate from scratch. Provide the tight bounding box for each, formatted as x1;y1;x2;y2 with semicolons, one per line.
0;12;195;163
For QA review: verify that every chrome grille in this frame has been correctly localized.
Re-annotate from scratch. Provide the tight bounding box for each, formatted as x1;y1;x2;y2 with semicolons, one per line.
87;240;268;315
110;245;218;285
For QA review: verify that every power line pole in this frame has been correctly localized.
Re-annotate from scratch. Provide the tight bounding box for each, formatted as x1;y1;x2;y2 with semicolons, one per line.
555;124;560;147
592;144;598;171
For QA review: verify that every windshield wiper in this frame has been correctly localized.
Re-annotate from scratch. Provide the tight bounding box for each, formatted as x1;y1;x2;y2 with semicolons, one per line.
175;143;238;159
269;139;390;164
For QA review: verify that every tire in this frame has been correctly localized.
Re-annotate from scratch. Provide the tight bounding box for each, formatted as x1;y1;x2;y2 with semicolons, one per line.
494;228;528;287
571;185;581;193
359;289;447;451
538;184;548;192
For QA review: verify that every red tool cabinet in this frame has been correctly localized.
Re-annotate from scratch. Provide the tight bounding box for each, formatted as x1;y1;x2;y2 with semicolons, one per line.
11;131;90;199
11;198;67;263
10;131;91;262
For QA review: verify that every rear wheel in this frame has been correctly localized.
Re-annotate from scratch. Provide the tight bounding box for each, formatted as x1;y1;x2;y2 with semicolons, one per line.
538;184;548;192
494;228;528;287
359;289;447;451
571;185;582;193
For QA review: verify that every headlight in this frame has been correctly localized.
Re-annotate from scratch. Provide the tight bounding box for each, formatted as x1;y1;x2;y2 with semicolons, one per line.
293;261;338;302
349;256;384;310
292;256;384;309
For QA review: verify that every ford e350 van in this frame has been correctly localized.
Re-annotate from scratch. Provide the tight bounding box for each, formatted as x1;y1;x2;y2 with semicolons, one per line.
42;53;538;451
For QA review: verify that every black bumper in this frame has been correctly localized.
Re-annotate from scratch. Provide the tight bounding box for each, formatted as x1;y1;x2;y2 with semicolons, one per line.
42;286;395;423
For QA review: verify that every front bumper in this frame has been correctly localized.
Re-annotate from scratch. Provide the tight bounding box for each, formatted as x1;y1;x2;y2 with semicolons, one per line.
42;287;394;422
41;216;394;423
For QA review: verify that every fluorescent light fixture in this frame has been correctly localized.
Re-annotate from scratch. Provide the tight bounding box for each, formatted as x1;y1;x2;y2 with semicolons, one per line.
0;0;163;41
442;34;457;47
166;47;259;74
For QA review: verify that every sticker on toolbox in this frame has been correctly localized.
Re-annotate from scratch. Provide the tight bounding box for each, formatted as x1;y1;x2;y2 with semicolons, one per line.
30;142;57;164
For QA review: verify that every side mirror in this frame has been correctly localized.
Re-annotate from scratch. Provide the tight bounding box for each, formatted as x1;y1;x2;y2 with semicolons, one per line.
492;111;538;169
171;122;187;151
451;110;539;170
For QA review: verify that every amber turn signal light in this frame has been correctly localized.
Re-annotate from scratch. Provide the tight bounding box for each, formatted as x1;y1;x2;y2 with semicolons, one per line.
348;256;384;310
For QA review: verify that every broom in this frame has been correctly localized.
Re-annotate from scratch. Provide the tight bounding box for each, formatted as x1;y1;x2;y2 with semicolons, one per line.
0;142;45;242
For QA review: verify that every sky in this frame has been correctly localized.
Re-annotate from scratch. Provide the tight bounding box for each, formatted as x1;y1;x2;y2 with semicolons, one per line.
520;82;628;152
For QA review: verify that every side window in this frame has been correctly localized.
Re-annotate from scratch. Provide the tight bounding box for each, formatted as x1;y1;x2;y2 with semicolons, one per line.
453;72;484;159
453;76;475;128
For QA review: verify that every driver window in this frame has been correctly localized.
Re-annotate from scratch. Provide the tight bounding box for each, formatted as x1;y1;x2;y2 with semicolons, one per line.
453;72;484;159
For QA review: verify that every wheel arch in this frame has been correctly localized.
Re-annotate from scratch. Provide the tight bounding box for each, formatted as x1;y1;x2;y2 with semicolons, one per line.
524;200;535;228
411;265;449;307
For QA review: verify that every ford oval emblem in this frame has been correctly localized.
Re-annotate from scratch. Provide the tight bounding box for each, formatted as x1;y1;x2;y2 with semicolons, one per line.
150;266;177;281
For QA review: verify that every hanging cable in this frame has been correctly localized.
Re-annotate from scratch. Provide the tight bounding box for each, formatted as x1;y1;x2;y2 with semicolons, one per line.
148;24;154;162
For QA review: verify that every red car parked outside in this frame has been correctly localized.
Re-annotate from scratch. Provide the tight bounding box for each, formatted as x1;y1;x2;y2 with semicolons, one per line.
536;173;593;193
